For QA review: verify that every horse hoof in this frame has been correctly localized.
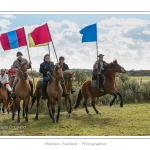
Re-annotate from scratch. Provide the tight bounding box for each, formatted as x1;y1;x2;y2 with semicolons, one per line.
23;116;26;118
88;112;91;115
34;117;38;120
110;102;113;107
12;118;14;120
120;103;123;107
17;120;20;123
56;120;59;123
26;120;28;123
97;111;101;114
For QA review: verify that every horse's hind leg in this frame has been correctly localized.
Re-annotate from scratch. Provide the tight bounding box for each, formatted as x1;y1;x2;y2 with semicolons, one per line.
35;96;40;120
117;91;123;107
91;97;101;114
110;93;117;107
56;100;61;123
83;96;90;114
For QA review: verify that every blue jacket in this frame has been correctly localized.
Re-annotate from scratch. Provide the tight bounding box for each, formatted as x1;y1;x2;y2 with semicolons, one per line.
40;61;54;77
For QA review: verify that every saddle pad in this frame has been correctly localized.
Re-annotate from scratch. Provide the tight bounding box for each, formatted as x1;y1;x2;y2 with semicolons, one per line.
91;80;98;87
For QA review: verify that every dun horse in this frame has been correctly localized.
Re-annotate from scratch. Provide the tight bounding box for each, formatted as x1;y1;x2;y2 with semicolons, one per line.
31;63;64;123
73;60;126;114
0;82;9;113
12;62;31;122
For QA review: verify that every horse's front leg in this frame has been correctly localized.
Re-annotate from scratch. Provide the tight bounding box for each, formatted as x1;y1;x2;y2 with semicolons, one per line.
116;91;123;107
22;101;25;118
16;98;20;123
51;100;56;123
110;93;117;107
25;98;30;122
47;98;55;123
56;100;61;123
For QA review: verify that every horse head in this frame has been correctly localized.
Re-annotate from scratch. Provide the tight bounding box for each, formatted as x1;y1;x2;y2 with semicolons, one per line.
63;70;74;88
18;62;28;80
109;60;126;73
52;63;64;81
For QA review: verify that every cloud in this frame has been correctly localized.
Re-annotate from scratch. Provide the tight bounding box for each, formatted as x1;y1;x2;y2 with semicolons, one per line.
1;14;16;18
0;19;11;30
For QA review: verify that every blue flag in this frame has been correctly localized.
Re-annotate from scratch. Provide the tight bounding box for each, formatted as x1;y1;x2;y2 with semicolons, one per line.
79;23;97;42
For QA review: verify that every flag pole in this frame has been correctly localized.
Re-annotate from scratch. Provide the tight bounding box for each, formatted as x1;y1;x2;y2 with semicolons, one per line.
27;45;36;90
51;40;58;62
48;43;50;58
96;41;99;89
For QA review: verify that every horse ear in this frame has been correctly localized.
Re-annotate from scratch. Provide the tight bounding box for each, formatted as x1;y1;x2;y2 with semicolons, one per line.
113;60;118;64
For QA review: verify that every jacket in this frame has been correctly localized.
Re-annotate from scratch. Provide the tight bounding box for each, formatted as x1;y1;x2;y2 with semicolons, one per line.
40;61;55;77
62;63;69;71
11;58;31;72
93;61;107;75
0;73;9;85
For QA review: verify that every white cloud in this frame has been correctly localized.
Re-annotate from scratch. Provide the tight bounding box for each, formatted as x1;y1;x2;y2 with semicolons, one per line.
1;14;16;18
0;19;11;30
1;17;150;71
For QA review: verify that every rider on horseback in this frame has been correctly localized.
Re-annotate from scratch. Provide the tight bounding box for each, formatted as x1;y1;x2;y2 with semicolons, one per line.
11;51;34;99
93;54;107;92
40;54;69;99
59;56;75;94
0;68;12;92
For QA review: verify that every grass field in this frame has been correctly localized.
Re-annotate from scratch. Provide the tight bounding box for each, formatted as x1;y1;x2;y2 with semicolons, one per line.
130;76;150;81
0;76;150;136
0;103;150;136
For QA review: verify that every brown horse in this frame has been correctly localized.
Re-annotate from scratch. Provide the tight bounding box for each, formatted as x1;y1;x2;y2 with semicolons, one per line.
62;70;74;114
0;82;9;113
31;63;64;123
12;62;31;122
73;60;126;114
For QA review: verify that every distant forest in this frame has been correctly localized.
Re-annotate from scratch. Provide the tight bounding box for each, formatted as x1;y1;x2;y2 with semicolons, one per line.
27;69;150;77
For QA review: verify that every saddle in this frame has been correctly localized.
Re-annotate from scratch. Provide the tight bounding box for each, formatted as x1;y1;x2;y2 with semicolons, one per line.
91;75;105;87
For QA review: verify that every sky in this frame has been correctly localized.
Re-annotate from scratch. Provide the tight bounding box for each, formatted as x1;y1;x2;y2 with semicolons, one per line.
1;14;150;71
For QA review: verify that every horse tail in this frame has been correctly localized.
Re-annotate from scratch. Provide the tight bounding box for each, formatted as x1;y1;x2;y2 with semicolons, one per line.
73;89;82;109
31;94;37;108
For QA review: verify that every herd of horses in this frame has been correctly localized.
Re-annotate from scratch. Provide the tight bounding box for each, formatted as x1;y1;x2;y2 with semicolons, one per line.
0;60;126;123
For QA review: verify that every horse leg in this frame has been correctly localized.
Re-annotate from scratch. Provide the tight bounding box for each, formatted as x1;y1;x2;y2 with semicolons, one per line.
56;100;61;123
25;98;30;122
12;101;16;120
68;96;72;115
16;98;20;123
22;101;25;118
91;97;101;114
83;96;90;115
64;96;69;113
51;101;56;123
47;98;55;122
116;91;123;107
34;97;40;120
110;93;117;107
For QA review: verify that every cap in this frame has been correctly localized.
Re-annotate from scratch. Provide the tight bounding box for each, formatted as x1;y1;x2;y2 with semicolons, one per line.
59;56;65;61
16;51;23;57
97;54;104;57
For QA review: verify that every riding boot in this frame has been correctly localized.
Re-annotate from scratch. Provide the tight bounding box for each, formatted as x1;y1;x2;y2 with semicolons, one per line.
61;83;69;96
11;84;16;99
99;74;104;92
42;81;47;99
29;80;34;98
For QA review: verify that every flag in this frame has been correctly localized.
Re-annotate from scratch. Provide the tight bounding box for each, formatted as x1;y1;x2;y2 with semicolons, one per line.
30;23;52;45
79;23;97;42
0;27;27;51
28;34;48;47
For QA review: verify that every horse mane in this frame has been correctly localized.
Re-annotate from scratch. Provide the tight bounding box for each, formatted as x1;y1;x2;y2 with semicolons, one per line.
63;70;74;79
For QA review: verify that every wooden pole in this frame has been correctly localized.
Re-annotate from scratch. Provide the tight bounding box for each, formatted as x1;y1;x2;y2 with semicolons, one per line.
27;46;35;90
51;40;58;62
48;43;50;59
96;41;99;89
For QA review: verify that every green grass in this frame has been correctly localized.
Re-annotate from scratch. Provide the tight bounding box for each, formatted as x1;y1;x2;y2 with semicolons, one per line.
130;76;150;81
0;103;150;136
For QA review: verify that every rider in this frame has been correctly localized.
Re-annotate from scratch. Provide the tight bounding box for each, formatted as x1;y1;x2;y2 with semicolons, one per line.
93;54;107;92
11;51;34;99
0;68;12;92
40;54;55;99
0;68;12;100
59;56;75;94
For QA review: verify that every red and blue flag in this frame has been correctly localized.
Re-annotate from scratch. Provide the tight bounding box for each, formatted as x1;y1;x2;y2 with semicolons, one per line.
0;27;27;51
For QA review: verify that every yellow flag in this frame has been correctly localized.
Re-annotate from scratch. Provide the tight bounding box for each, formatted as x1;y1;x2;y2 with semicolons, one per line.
28;34;48;47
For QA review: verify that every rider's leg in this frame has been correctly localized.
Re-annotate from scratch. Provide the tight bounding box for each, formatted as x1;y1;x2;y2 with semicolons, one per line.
99;74;104;92
11;76;19;99
42;80;48;99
